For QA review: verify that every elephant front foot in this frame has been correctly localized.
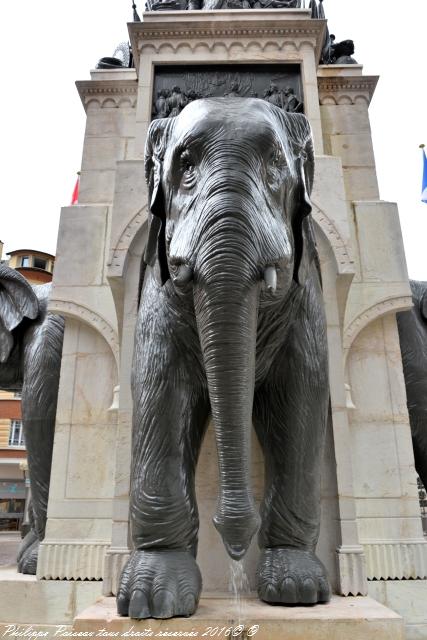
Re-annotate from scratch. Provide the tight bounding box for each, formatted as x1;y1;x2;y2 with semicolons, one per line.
117;550;202;619
257;547;331;605
17;535;39;575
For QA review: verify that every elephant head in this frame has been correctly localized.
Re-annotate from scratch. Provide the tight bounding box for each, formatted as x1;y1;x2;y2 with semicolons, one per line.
0;265;39;389
143;98;316;559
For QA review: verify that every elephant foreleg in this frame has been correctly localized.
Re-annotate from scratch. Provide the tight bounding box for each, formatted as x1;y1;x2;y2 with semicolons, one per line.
411;415;427;491
18;313;64;574
254;277;331;605
118;333;210;619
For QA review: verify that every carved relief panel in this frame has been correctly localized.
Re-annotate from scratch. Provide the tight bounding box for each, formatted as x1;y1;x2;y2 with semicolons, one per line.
152;64;304;119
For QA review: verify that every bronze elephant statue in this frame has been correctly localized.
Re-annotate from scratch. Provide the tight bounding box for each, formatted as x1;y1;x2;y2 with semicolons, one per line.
0;265;64;573
117;98;331;619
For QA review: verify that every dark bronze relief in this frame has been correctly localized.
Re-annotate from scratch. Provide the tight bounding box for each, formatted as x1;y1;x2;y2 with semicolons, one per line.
152;65;304;120
145;0;302;9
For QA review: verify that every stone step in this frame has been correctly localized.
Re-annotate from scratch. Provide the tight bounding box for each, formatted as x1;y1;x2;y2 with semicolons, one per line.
73;595;404;640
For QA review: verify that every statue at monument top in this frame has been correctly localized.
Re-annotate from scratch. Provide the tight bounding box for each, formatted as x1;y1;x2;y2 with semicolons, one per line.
321;36;358;65
331;39;358;64
145;0;304;12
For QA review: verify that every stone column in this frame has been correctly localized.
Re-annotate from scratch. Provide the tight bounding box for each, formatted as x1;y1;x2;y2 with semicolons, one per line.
318;66;427;584
38;69;137;581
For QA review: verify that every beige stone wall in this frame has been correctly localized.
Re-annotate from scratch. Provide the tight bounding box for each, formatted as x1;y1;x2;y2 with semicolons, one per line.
40;13;427;614
347;316;426;580
37;318;118;580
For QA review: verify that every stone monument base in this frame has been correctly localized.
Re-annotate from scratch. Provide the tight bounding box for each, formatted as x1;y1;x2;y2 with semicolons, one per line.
369;580;427;639
0;566;102;627
74;595;404;640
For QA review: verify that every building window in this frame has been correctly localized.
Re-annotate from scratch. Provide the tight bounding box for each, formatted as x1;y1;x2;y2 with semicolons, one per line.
33;257;47;270
9;420;24;447
20;256;30;267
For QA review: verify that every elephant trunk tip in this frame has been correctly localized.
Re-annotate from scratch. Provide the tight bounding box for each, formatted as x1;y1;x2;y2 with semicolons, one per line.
213;510;260;561
224;541;250;562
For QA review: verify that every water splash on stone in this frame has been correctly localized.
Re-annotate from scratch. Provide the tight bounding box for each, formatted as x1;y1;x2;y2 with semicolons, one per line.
229;558;250;633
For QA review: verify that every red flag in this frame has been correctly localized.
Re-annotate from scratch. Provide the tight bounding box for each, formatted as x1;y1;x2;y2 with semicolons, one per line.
71;174;80;205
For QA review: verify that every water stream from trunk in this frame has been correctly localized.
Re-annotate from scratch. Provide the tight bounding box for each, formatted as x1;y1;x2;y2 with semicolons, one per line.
229;559;250;637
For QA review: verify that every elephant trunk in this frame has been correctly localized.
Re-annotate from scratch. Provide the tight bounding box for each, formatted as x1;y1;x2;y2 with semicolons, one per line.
193;227;261;560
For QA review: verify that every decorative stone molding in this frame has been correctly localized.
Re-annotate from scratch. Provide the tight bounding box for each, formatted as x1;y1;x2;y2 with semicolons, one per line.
336;546;368;596
312;202;354;275
48;298;120;367
364;542;427;581
108;206;148;277
317;76;379;106
103;548;131;596
129;11;326;68
76;80;138;112
343;296;413;353
108;385;120;413
138;39;317;57
37;541;109;580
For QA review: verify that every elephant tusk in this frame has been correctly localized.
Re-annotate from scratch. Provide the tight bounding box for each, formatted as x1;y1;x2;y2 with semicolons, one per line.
172;264;193;286
263;266;277;294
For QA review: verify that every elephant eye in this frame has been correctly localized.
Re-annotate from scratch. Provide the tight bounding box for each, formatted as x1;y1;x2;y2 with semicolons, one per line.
270;146;285;168
179;149;197;189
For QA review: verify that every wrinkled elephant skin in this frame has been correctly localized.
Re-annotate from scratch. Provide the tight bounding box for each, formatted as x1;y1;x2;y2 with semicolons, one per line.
397;280;427;490
0;265;64;574
118;98;331;618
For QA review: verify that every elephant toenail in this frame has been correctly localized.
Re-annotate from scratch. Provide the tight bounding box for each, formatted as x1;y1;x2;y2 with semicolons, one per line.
300;578;317;603
281;577;297;603
129;590;150;619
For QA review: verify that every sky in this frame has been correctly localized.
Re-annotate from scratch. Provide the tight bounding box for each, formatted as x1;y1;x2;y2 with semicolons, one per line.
0;0;426;277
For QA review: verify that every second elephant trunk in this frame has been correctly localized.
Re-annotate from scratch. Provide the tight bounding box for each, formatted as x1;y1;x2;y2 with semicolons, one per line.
194;258;261;560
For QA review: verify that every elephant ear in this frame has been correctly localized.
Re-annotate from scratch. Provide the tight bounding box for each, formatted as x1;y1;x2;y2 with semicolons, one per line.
280;111;316;286
0;264;39;363
144;116;175;286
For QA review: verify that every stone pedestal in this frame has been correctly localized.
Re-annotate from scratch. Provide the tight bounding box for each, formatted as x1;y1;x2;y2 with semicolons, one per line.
73;596;404;640
0;567;102;627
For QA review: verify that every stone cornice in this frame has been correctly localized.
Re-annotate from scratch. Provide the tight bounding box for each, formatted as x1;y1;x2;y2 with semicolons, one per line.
317;75;379;106
76;80;138;111
128;10;326;68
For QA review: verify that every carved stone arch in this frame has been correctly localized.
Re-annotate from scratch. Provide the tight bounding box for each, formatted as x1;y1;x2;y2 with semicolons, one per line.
191;41;211;53
296;39;316;52
320;95;337;105
263;40;281;52
101;98;117;108
48;299;120;369
337;95;353;105
108;204;148;278
311;201;354;276
246;40;264;51
353;95;369;105
343;296;413;364
226;41;247;54
86;98;102;110
107;210;148;340
117;97;134;108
